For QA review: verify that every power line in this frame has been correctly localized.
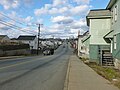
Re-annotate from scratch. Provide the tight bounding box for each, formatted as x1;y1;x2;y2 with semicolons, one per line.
0;12;27;26
0;21;36;35
0;19;21;29
0;21;19;30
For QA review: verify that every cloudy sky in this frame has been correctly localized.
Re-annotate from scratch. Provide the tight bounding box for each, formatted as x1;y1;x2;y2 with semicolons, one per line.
0;0;110;38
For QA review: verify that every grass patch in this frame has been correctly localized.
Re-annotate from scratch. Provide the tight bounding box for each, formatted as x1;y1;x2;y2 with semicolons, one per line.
80;57;120;89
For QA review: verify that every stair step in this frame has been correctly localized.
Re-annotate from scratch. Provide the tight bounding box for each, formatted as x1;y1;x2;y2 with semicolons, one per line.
102;61;113;63
101;50;114;67
102;59;113;61
102;57;113;59
103;54;112;56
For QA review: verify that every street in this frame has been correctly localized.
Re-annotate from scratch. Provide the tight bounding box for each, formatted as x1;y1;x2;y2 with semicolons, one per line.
0;43;73;90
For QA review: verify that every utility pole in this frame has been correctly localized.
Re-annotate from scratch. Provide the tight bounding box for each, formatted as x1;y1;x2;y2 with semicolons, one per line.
37;24;43;55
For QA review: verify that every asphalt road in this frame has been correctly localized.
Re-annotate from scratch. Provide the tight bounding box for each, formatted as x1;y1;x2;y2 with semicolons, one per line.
0;43;73;90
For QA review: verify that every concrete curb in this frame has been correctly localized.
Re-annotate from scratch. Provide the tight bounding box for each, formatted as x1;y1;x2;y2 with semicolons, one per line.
0;56;24;60
63;57;71;90
0;54;44;61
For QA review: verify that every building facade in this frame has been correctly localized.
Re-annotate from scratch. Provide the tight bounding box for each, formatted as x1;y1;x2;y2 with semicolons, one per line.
106;0;120;69
86;10;112;63
17;35;38;50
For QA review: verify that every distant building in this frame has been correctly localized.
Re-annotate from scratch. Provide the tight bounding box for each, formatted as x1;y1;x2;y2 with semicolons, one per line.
0;35;10;43
77;31;90;58
17;35;38;50
81;31;90;58
10;38;19;43
77;35;83;56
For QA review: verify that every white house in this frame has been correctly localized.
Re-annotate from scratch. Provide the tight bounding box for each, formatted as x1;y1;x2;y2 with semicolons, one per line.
77;35;83;57
77;31;90;58
17;35;38;50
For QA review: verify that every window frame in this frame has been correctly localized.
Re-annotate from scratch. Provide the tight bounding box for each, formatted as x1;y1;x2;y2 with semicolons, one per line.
114;5;118;22
114;35;117;50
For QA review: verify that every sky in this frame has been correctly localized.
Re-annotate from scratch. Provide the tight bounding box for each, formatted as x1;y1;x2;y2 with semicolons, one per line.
0;0;110;39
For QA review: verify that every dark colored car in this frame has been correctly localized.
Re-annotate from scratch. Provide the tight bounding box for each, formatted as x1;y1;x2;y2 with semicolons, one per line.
50;48;54;55
63;46;65;48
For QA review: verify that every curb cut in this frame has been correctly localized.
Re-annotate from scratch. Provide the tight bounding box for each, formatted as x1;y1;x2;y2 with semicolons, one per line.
63;57;71;90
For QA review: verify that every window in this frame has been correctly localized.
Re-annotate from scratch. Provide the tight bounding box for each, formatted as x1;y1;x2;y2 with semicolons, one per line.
30;46;33;49
114;5;118;22
111;10;114;24
114;35;117;49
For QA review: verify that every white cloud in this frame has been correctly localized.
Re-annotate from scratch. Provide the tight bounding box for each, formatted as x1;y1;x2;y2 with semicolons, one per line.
51;16;73;24
34;3;90;16
23;0;33;6
0;0;20;10
70;5;89;15
34;4;52;16
0;0;90;38
49;7;69;15
53;0;68;6
73;0;90;4
36;19;43;24
45;4;52;9
34;8;48;16
59;7;68;13
24;16;33;23
71;19;86;29
8;11;18;19
49;8;58;14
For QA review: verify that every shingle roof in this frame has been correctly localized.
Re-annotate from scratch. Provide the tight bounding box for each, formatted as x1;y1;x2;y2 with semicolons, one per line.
0;35;7;40
17;35;36;40
87;9;111;18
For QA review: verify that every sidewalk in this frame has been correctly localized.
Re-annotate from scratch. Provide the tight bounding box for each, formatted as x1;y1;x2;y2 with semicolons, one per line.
64;55;119;90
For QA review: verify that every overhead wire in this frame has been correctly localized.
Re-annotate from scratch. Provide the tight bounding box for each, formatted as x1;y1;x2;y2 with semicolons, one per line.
0;12;26;26
0;20;36;35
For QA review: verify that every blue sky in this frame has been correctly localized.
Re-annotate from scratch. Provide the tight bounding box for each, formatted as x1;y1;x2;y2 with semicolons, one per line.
0;0;110;38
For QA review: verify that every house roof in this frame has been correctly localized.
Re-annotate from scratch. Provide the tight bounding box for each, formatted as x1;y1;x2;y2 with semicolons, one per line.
104;30;114;39
78;35;83;38
106;0;117;9
83;31;89;36
82;35;91;43
17;35;36;40
86;9;111;26
87;9;111;18
0;35;8;40
11;38;18;40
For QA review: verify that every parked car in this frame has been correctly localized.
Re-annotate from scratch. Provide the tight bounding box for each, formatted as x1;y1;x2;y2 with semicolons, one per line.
50;48;54;55
43;50;50;55
43;49;54;55
63;45;65;48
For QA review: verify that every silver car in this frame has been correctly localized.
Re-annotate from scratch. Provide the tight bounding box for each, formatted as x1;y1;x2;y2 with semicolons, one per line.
43;50;51;55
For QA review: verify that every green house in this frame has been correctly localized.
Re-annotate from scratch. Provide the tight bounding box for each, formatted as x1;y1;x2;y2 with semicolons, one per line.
106;0;120;69
86;10;112;64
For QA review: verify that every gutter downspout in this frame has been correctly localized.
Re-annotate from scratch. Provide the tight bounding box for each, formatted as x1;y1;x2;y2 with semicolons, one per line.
110;38;113;53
